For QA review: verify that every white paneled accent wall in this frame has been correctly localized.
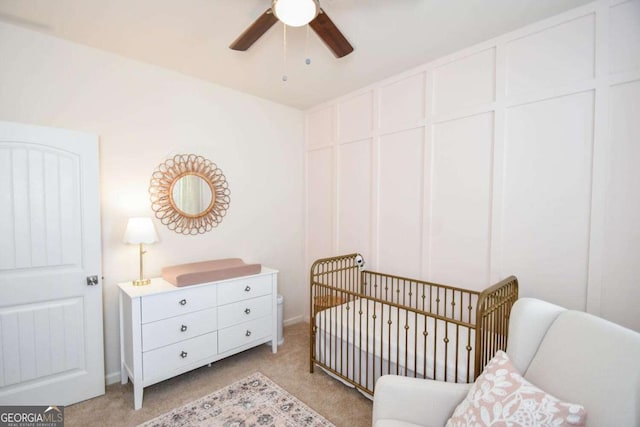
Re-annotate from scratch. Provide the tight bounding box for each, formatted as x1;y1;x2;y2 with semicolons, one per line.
378;128;424;278
502;92;594;308
337;138;372;255
430;113;493;289
305;0;640;332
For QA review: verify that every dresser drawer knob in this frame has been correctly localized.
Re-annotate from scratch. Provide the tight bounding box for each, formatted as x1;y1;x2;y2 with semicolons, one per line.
180;351;188;358
244;285;251;292
244;308;251;315
245;330;252;337
179;299;187;306
181;324;188;332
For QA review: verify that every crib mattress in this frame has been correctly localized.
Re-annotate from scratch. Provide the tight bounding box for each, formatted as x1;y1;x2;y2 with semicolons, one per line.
315;298;476;384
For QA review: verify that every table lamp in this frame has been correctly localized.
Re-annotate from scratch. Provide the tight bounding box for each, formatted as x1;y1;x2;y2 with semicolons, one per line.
123;217;159;286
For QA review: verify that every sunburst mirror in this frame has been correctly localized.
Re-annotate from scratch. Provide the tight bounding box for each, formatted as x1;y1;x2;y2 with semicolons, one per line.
149;154;230;235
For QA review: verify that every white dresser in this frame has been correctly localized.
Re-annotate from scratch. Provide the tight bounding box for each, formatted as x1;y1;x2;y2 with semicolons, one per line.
118;267;278;409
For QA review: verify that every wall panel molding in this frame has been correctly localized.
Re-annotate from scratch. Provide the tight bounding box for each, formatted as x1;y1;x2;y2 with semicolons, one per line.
305;0;640;331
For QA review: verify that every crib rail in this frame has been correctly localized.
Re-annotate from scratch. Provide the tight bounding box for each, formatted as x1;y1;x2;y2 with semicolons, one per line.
309;253;362;391
361;270;481;324
310;254;518;396
474;275;519;378
309;253;362;311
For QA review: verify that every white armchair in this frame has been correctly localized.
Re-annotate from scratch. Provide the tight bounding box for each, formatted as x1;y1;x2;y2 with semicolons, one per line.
372;298;640;427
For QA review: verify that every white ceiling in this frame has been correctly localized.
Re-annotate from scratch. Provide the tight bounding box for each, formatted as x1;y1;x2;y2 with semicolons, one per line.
0;0;593;110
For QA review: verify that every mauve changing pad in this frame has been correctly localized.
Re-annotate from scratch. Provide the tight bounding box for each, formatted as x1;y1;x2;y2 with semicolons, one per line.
161;258;262;287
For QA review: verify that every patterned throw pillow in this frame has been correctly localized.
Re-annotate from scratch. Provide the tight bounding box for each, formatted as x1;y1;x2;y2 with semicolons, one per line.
446;351;586;427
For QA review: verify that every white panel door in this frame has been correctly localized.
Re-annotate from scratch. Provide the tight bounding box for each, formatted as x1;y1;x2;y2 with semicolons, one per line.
0;121;104;405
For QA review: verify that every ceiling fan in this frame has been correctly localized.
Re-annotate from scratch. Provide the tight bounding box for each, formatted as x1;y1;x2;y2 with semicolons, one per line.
229;0;354;58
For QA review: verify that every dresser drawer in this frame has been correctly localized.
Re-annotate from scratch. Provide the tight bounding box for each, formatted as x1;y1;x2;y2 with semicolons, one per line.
142;307;218;352
142;285;217;323
218;295;272;329
143;331;217;381
218;316;272;354
217;275;272;305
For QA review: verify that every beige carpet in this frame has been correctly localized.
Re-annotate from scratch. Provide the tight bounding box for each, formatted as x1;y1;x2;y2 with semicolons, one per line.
65;322;372;426
139;372;334;427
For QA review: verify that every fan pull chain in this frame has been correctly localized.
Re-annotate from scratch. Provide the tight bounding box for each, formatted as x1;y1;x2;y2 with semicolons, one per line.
282;24;288;82
305;24;311;65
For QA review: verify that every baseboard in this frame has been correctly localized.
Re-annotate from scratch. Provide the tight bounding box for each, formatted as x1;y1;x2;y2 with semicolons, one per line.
105;371;121;386
284;315;304;326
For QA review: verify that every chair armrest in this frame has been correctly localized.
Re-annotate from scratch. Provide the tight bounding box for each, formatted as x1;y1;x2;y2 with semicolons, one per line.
372;375;471;427
506;298;566;373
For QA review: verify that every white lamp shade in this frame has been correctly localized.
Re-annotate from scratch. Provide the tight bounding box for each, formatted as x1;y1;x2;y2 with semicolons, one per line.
272;0;319;27
123;217;159;244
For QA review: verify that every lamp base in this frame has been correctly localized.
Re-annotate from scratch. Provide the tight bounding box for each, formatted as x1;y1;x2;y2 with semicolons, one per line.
132;278;151;286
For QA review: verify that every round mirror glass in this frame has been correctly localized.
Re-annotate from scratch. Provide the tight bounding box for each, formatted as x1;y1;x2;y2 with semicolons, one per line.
171;174;214;216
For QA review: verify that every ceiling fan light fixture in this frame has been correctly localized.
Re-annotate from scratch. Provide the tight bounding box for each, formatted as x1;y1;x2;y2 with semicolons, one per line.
272;0;319;27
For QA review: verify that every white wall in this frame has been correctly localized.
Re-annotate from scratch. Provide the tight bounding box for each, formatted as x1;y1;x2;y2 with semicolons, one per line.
305;0;640;332
0;23;305;383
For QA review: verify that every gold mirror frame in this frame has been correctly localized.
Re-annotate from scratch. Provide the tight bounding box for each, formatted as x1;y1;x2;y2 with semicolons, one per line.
149;154;230;235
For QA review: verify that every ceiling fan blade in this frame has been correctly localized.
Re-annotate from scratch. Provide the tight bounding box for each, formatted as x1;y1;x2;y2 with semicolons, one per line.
229;9;278;51
309;9;354;58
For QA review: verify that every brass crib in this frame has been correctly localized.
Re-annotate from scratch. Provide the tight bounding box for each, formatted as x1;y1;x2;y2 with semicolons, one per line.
309;253;518;397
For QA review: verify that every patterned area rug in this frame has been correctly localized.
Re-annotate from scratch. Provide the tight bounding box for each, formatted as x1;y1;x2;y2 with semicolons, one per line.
138;372;335;427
